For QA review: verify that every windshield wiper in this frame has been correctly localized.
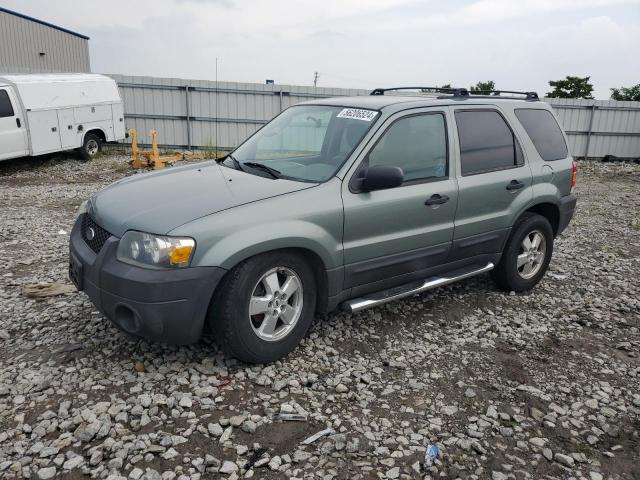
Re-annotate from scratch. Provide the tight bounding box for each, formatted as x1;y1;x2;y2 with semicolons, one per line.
243;162;282;179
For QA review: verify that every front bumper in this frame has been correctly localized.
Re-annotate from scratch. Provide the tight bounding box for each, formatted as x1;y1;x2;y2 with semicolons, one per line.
556;193;577;236
69;215;226;344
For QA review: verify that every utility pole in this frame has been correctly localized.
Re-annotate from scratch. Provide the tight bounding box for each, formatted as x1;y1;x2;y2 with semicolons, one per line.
215;57;219;159
313;71;319;87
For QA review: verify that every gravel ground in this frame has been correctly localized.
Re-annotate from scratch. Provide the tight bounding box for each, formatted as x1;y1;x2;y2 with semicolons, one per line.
0;153;638;480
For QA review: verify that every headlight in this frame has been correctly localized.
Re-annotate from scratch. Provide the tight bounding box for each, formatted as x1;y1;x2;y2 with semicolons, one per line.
117;231;195;269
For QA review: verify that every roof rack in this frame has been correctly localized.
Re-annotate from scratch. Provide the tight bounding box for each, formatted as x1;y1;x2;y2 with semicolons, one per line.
370;86;468;96
470;89;539;100
369;87;539;101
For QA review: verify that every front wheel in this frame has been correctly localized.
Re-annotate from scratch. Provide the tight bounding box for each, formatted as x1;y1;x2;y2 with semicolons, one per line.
493;213;554;292
210;251;316;363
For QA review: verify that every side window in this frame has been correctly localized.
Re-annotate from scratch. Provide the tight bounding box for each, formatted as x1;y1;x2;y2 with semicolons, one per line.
515;108;568;161
367;113;447;182
455;110;522;176
0;90;15;118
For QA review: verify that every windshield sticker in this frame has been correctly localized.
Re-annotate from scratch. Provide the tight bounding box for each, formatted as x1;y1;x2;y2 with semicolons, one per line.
337;108;378;122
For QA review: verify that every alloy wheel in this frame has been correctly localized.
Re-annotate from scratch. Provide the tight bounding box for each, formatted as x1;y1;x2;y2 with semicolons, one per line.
249;267;303;342
517;230;546;279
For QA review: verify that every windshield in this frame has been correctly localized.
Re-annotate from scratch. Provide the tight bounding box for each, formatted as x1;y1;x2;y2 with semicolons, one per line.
228;105;379;182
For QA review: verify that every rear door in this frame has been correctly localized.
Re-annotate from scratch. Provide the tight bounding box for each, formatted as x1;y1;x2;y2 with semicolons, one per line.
342;108;458;290
0;86;28;160
449;106;533;261
112;102;126;141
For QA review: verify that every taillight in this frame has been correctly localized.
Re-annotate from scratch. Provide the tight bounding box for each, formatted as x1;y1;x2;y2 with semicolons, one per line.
570;160;577;191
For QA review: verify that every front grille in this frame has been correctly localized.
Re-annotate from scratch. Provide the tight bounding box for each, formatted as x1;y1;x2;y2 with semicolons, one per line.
81;214;111;254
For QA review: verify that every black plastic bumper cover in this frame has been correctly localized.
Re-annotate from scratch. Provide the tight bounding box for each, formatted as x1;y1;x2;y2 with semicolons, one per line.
557;193;577;236
69;215;226;345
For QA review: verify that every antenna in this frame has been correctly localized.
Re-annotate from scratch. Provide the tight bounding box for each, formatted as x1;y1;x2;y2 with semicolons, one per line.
215;57;219;160
313;71;319;87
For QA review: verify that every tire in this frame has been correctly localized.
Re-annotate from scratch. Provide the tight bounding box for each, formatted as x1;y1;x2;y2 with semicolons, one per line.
79;133;102;161
210;251;317;363
492;213;554;292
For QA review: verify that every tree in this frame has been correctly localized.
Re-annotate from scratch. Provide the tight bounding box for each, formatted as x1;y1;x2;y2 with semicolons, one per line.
546;76;594;99
610;84;640;101
470;81;495;95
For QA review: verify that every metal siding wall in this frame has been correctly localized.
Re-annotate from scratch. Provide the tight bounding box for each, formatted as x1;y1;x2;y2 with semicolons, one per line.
546;98;640;158
0;11;89;73
109;73;371;150
108;74;640;158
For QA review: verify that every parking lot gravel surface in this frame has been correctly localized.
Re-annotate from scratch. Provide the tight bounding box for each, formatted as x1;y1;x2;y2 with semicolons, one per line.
0;154;638;480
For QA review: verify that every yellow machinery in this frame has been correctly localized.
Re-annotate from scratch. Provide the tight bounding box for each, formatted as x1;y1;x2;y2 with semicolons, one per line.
130;128;224;169
130;128;183;170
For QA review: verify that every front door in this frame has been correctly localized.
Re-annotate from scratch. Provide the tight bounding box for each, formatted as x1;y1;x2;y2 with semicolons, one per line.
0;87;28;160
342;109;458;290
449;106;533;261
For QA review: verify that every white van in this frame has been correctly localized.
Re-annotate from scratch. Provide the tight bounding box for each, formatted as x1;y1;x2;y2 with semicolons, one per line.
0;73;126;161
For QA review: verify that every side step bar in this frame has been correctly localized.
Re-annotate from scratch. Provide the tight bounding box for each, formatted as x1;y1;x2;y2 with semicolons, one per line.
341;262;494;313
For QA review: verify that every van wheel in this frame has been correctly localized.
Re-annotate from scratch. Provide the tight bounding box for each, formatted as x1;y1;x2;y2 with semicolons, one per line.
79;133;102;161
210;251;316;363
493;213;554;292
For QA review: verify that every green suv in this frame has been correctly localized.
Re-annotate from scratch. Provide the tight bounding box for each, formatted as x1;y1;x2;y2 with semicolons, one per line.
69;87;577;363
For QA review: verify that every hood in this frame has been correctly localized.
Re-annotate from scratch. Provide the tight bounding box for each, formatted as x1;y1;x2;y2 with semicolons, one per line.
90;161;316;237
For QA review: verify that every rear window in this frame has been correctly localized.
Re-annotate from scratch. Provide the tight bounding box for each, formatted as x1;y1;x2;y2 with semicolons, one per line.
515;108;568;161
455;110;522;175
0;90;14;118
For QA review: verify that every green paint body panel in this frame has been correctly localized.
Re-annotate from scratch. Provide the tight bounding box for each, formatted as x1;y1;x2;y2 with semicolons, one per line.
86;94;576;313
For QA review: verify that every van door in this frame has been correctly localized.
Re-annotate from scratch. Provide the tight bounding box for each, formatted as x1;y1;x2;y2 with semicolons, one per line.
27;110;62;155
0;87;28;160
58;108;80;149
111;102;125;141
449;106;533;261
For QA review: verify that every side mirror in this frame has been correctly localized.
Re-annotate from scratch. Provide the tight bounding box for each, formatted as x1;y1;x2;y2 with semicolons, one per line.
361;165;404;192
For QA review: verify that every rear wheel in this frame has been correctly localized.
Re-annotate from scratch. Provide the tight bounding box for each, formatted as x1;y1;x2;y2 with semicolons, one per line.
493;213;554;292
79;133;102;161
210;251;316;363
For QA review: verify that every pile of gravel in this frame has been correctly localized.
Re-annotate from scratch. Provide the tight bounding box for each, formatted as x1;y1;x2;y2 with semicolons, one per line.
0;155;638;479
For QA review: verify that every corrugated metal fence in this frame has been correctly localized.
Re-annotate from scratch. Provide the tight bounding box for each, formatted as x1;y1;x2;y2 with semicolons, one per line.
107;74;366;151
107;74;640;159
545;98;640;158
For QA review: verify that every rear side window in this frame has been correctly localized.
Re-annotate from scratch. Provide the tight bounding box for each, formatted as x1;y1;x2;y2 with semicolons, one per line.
0;90;14;118
515;108;568;161
455;110;522;175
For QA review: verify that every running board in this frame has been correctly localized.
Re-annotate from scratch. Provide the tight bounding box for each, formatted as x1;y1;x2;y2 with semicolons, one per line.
341;262;494;313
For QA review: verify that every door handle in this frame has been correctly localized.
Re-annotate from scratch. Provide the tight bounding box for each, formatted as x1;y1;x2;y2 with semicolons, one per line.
16;118;21;128
506;180;525;191
425;194;450;206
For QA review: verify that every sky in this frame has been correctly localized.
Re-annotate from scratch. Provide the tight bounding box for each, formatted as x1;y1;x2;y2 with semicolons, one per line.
4;0;640;98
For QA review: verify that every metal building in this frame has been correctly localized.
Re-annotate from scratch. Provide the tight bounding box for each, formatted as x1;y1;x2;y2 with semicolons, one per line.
0;7;90;74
